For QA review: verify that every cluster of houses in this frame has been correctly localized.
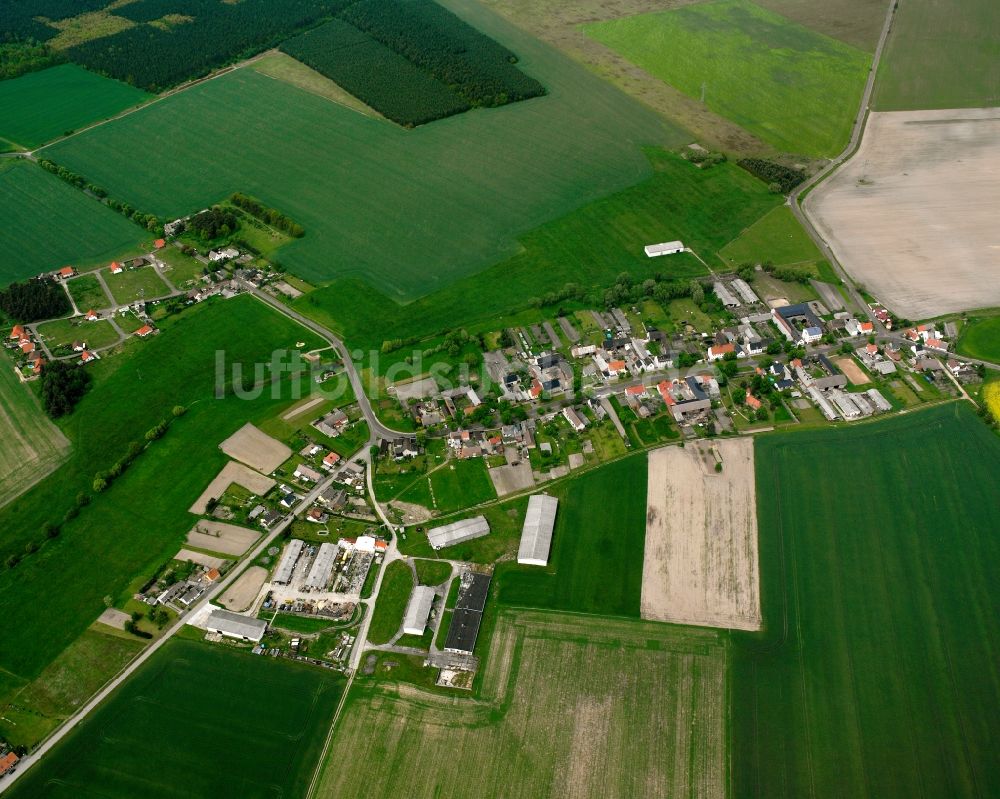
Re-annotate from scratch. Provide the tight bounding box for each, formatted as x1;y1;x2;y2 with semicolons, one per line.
7;324;44;378
137;559;223;612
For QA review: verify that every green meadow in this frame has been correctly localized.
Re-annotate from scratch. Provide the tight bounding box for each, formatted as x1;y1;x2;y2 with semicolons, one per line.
43;0;682;300
719;204;824;268
0;64;150;150
0;160;148;285
367;560;414;644
875;0;1000;110
734;404;1000;797
584;0;870;157
66;273;112;311
296;149;782;350
0;296;323;688
956;315;1000;363
6;640;346;799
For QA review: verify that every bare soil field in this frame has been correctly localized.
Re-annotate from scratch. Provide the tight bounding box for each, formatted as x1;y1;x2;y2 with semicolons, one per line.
642;439;761;630
188;460;275;514
314;609;726;798
835;356;870;385
186;521;260;556
173;549;226;569
488;462;535;496
219;423;291;473
96;608;130;630
807;108;1000;319
388;499;434;524
0;357;72;510
479;0;770;156
219;566;267;612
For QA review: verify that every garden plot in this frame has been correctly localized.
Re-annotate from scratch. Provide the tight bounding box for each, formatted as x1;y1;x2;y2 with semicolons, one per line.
189;460;275;515
186;521;260;556
219;423;291;473
807;108;1000;318
642;439;761;630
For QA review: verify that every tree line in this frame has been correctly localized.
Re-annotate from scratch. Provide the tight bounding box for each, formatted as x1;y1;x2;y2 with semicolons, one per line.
41;360;91;417
230;193;305;237
737;159;806;194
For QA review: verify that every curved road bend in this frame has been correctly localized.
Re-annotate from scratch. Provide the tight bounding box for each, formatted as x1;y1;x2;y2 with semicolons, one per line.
788;0;898;330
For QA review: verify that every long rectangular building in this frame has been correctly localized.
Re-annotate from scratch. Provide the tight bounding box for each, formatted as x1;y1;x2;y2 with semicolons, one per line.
444;572;491;654
207;609;267;643
427;516;490;550
402;585;436;636
303;542;337;592
272;539;304;585
517;495;558;566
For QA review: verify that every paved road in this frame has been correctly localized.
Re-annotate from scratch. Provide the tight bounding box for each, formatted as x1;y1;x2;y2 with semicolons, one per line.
0;452;364;795
787;0;897;330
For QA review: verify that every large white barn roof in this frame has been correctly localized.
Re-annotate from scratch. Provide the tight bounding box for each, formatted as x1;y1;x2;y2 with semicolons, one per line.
207;609;267;642
402;585;436;635
517;494;558;566
427;516;490;550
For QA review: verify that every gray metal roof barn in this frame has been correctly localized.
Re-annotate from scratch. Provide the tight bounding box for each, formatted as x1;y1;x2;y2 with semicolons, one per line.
517;494;558;566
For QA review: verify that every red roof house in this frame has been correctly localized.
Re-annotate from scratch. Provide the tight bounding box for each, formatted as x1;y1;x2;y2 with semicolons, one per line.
135;324;155;338
745;393;762;411
58;266;75;279
109;262;124;274
9;324;24;340
154;238;166;249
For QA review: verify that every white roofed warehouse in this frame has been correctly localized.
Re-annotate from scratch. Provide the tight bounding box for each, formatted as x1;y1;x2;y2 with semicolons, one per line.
518;495;558;566
272;539;304;585
427;516;490;550
207;609;267;643
644;240;684;257
402;585;436;636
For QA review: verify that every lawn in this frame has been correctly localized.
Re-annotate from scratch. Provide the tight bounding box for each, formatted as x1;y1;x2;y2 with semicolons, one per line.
0;296;324;686
367;560;414;645
0;64;150;150
874;0;1000;110
956;315;1000;363
719;204;825;269
316;608;726;798
0;351;71;511
156;245;207;289
0;627;143;749
66;273;112;311
584;0;871;157
43;0;682;299
495;454;647;617
36;317;120;351
6;639;346;798
0;160;148;286
399;457;496;513
413;559;452;586
296;149;782;350
104;266;171;304
732;404;1000;798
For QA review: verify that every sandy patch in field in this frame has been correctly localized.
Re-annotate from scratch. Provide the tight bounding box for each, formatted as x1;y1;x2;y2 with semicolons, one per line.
96;608;130;630
642;439;761;630
219;566;267;612
280;395;324;420
807;108;1000;318
174;549;226;569
488;461;535;496
835;356;870;385
189;460;275;514
186;520;260;556
388;499;434;524
219;423;291;473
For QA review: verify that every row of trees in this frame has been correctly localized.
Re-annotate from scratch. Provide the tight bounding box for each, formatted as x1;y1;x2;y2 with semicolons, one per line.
230;193;305;237
341;0;545;109
37;159;162;233
0;277;70;322
65;0;347;91
3;491;90;571
737;159;806;194
92;406;185;493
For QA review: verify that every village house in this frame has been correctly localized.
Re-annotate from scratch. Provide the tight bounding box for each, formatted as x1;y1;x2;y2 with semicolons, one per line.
562;406;588;432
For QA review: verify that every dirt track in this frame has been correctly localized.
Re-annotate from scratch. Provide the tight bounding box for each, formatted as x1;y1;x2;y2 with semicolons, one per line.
642;440;761;631
807;108;1000;318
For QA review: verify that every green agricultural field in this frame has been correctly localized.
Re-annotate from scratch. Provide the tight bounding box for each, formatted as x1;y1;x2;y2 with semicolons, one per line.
753;0;888;51
733;404;1000;798
0;296;324;688
874;0;1000;110
297;149;781;350
0;160;148;286
0;627;143;748
0;64;150;150
584;0;871;157
66;273;112;311
414;558;452;586
105;266;171;304
496;454;647;617
399;457;496;513
0;351;71;511
7;639;346;798
316;609;726;798
719;204;825;268
36;317;120;351
957;315;1000;363
43;0;683;299
367;560;413;644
